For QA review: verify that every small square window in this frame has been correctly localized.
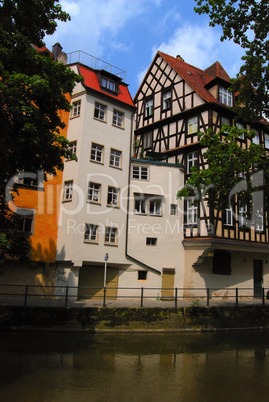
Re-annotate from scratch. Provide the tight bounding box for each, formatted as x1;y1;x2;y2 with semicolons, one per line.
94;102;107;121
63;180;73;201
219;87;233;106
113;110;124;127
132;166;149;180
71;100;81;117
16;208;35;235
102;77;116;92
84;224;98;243
110;149;122;168
146;237;157;246
138;271;147;280
91;143;104;163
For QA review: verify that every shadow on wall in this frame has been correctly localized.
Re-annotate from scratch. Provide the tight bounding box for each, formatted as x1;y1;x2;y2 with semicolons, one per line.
0;239;66;297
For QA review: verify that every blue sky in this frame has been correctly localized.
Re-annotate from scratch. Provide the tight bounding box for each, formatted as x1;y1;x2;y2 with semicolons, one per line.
45;0;245;97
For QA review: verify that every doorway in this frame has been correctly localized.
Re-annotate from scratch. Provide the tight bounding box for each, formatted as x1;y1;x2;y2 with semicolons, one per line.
161;268;175;299
253;260;263;298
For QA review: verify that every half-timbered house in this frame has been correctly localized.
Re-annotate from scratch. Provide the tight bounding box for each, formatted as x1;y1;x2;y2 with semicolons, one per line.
133;51;269;297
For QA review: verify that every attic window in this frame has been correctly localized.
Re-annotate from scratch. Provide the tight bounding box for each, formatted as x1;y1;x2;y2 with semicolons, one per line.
101;77;116;92
219;87;233;107
187;71;192;75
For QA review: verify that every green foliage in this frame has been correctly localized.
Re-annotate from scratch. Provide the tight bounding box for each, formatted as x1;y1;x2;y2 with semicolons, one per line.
194;0;269;121
0;0;82;259
177;126;269;218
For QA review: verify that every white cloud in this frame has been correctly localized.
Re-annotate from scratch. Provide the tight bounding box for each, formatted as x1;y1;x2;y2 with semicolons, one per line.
151;23;244;77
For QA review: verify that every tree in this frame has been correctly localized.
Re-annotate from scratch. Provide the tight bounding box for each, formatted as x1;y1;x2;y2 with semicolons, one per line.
194;0;269;122
0;0;82;259
177;127;269;231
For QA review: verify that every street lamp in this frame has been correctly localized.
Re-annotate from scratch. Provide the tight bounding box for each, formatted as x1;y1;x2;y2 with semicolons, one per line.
104;253;109;288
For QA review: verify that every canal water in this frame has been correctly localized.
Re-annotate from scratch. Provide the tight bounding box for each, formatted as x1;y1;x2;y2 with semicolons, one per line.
1;330;269;401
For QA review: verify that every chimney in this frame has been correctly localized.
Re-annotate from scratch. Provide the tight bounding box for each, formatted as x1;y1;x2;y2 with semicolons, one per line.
52;42;63;61
176;55;184;62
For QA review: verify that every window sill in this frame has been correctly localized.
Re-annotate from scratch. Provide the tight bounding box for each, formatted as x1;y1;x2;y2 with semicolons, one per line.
86;200;101;205
62;199;73;203
109;164;122;170
104;242;118;247
112;124;125;130
70;115;80;120
84;240;99;244
106;204;120;209
93;117;107;124
90;159;104;165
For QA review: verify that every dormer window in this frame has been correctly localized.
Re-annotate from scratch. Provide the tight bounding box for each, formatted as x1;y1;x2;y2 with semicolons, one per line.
101;77;116;92
219;87;233;106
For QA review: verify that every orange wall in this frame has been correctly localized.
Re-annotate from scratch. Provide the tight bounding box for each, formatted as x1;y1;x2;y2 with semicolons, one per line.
12;103;70;262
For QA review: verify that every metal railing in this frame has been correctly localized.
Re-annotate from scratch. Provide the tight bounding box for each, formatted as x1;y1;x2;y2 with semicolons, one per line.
0;284;268;308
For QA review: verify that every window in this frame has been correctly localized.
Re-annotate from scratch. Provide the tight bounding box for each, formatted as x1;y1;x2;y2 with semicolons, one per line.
107;186;119;207
239;204;247;227
71;100;81;117
265;133;269;149
145;99;153;117
132;166;149;180
225;207;233;226
102;77;115;92
187;152;198;174
143;132;152;149
17;208;35;234
94;102;107;121
88;182;101;203
170;204;178;216
110;149;122;168
17;173;38;186
186;199;198;224
113;110;124;127
252;129;260;145
188;116;198;135
221;116;230;133
105;227;118;244
135;198;147;214
67;141;77;159
236;122;244;139
146;238;157;246
138;271;147;280
63;180;73;201
84;224;98;243
219;87;233;106
149;199;162;216
163;91;172;110
91;143;103;163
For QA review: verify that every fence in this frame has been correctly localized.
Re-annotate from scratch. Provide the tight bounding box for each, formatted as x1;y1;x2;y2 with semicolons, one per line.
0;284;269;308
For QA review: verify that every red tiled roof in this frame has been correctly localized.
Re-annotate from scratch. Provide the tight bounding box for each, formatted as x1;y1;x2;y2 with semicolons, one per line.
158;51;231;105
78;65;135;107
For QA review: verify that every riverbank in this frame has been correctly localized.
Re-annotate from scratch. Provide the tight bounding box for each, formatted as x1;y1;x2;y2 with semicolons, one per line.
1;304;269;332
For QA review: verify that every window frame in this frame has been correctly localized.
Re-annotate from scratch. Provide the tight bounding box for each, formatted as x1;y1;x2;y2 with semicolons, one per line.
146;237;157;246
90;143;104;164
63;180;73;201
145;99;153;118
132;165;149;180
101;77;116;92
104;226;118;245
71;100;81;118
107;186;120;207
138;271;148;280
94;102;107;121
186;199;198;225
252;129;260;145
84;223;98;243
16;208;35;235
88;182;101;204
219;87;233;106
224;207;234;226
134;198;147;215
149;199;162;216
170;204;178;216
188;116;198;135
187;151;198;174
112;109;124;128
264;133;269;149
162;90;172;110
110;149;122;168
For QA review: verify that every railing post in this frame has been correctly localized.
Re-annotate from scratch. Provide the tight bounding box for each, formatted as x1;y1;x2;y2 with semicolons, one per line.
236;287;238;306
207;288;210;306
262;287;265;305
65;286;69;307
103;286;106;307
141;287;144;308
24;284;28;306
175;287;178;308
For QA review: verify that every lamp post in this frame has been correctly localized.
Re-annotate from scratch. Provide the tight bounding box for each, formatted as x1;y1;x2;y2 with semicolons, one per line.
104;253;109;288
